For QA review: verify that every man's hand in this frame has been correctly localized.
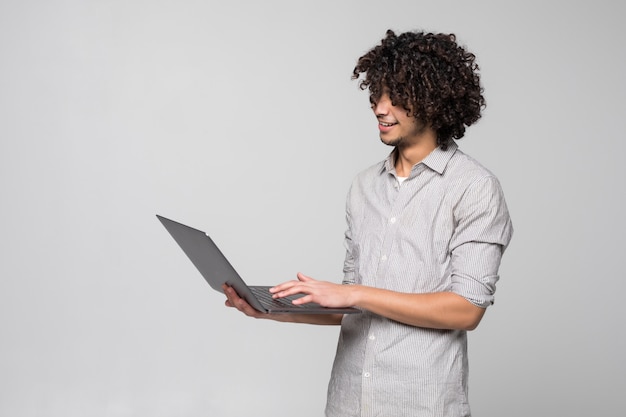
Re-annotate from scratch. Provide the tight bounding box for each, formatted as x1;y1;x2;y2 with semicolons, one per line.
223;284;269;319
223;280;344;325
270;272;356;308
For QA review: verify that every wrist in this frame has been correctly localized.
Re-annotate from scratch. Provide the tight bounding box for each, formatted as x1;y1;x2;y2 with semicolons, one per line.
349;284;365;307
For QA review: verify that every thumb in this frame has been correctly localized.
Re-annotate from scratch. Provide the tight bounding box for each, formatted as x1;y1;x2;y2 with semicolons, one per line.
297;272;313;282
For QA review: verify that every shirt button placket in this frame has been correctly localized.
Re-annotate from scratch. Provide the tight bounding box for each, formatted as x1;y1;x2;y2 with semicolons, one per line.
361;326;377;417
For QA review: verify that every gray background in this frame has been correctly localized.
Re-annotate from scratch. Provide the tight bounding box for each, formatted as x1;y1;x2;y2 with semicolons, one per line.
1;0;624;416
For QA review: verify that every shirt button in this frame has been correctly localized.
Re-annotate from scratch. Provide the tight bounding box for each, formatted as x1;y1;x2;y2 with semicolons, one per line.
363;372;371;378
381;255;387;261
369;335;376;340
389;217;396;224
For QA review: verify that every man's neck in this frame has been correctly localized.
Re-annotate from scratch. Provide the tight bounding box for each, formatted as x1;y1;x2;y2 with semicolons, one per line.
394;130;438;177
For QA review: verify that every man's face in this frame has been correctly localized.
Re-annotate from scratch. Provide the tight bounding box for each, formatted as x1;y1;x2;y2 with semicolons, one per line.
371;91;425;148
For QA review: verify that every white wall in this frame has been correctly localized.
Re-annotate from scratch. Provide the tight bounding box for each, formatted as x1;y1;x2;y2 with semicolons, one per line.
1;1;624;416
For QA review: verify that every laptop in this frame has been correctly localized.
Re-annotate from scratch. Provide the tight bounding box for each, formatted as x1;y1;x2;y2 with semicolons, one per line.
157;215;360;314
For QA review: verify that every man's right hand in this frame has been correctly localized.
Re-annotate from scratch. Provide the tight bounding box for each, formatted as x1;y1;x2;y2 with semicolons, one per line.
223;284;269;319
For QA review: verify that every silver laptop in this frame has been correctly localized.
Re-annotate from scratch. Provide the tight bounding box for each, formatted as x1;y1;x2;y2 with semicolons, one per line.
157;215;360;314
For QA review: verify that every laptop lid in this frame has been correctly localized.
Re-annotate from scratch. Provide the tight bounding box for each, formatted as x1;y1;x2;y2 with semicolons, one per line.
157;215;360;314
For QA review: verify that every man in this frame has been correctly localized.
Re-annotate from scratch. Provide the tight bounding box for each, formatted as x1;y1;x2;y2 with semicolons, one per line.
224;29;513;417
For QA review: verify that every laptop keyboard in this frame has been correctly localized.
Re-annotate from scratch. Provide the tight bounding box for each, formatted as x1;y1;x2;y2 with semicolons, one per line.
250;286;312;309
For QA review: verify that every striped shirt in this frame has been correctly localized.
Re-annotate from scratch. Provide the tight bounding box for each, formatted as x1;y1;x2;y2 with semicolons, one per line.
325;142;513;417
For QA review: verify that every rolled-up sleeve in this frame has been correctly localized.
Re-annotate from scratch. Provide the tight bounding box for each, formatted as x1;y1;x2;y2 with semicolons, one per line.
449;175;513;307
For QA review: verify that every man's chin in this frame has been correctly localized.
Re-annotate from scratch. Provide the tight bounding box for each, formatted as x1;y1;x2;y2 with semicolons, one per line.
380;136;402;147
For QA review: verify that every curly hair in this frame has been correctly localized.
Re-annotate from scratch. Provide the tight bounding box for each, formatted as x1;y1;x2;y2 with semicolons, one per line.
352;30;486;150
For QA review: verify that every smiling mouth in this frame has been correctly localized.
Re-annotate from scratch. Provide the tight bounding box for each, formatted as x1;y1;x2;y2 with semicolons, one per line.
379;122;397;127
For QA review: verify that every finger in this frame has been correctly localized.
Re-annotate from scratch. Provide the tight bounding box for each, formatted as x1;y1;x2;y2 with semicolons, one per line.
224;285;240;303
292;294;314;305
228;289;261;316
269;280;299;294
297;272;313;282
271;282;310;299
224;286;250;312
273;273;313;296
223;285;236;307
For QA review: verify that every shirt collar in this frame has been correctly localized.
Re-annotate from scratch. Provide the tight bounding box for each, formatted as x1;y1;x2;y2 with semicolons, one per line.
380;141;459;176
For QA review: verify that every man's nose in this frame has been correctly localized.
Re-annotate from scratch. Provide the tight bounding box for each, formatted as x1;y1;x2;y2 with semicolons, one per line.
373;98;390;115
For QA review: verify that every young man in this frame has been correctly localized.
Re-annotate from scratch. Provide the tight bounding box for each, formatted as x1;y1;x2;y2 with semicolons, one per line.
224;29;513;417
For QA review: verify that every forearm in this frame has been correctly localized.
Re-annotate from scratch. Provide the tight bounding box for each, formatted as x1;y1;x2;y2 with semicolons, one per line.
351;286;485;330
264;313;343;325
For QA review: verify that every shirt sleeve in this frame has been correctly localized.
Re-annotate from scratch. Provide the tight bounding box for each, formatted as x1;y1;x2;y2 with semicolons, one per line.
342;193;356;285
448;175;513;308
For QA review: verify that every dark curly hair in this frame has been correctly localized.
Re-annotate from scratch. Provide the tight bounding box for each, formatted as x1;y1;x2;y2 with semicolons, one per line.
352;30;486;150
